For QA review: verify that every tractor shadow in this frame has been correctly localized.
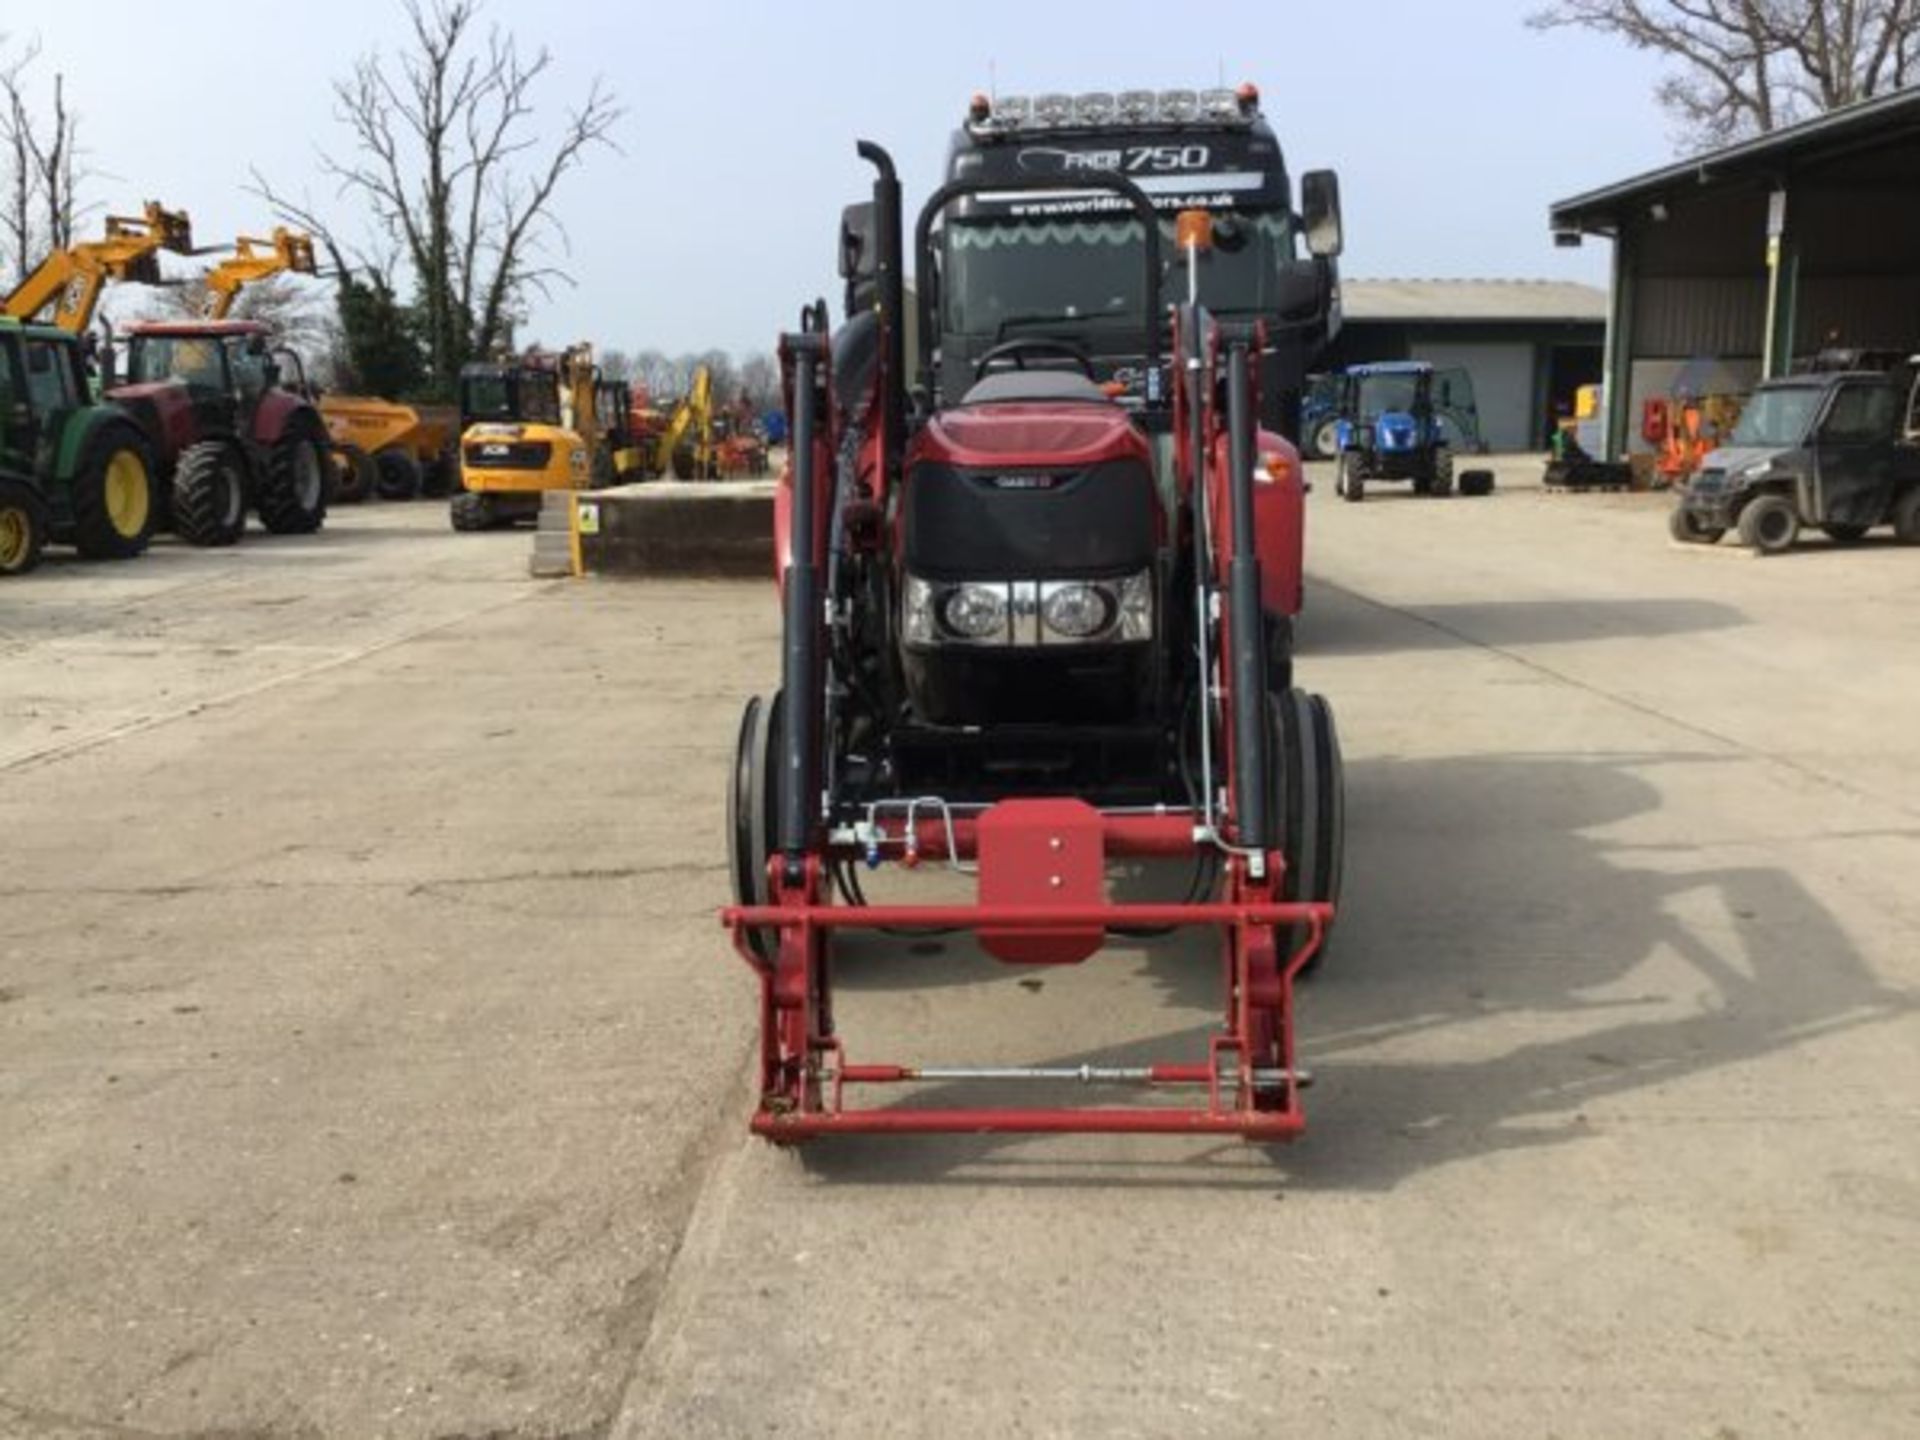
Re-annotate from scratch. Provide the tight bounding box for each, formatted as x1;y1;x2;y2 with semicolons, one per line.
798;749;1912;1189
1301;590;1748;657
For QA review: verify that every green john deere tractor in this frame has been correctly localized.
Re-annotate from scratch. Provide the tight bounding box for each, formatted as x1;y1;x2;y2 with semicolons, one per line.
0;317;157;576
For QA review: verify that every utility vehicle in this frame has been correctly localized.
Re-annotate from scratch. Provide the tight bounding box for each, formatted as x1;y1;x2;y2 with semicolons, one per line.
1671;369;1920;553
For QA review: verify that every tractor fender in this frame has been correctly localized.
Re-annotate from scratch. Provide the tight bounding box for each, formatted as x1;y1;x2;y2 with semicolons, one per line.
249;389;323;447
104;381;197;472
1207;429;1306;618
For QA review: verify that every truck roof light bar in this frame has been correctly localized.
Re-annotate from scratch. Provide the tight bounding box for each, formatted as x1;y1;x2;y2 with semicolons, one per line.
967;86;1259;134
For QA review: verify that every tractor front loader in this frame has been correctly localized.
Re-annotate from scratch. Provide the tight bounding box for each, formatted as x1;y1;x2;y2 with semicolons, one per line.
722;142;1347;1143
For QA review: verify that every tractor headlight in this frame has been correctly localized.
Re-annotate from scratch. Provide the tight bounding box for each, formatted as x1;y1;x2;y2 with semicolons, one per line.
903;570;1154;648
1040;582;1113;641
942;583;1011;642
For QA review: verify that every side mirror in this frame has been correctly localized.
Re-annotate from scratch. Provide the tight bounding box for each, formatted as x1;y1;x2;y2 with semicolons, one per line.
838;201;877;283
1301;170;1343;259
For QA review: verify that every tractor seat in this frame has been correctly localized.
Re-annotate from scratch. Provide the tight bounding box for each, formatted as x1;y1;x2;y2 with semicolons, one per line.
962;370;1112;406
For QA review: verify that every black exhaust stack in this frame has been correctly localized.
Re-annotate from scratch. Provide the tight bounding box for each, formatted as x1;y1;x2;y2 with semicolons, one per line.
855;141;906;486
779;304;830;883
1220;323;1270;853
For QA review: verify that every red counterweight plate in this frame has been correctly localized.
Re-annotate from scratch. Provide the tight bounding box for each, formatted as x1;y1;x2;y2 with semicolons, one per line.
977;798;1107;964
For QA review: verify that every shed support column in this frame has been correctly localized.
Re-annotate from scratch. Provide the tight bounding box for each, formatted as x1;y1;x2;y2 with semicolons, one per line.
1603;228;1635;462
1762;187;1799;379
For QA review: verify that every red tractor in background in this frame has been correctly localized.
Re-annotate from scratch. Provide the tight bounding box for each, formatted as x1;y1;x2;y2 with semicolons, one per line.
723;132;1347;1144
109;320;329;545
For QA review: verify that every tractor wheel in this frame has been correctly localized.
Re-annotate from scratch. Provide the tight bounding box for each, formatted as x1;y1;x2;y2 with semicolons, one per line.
1265;612;1295;693
591;445;616;489
1820;522;1870;545
1668;504;1725;545
330;444;375;504
1458;469;1496;497
449;491;493;532
727;691;784;965
1337;453;1365;503
0;477;49;576
68;419;158;560
1309;418;1340;462
171;441;248;547
256;428;328;535
373;448;422;501
419;445;458;498
1271;689;1345;975
1736;491;1800;555
1892;488;1920;544
1430;448;1455;497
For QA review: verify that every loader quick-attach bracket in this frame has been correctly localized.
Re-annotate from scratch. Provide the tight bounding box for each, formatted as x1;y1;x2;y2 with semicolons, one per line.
723;810;1329;1140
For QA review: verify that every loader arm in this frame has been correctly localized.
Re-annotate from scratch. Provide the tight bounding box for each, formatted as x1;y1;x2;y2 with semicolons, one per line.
1;203;193;333
201;229;318;319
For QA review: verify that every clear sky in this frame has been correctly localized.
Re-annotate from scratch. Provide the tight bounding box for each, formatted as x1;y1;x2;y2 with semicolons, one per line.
17;0;1675;356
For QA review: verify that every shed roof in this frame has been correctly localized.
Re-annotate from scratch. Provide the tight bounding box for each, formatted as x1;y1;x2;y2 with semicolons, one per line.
1551;85;1920;232
1341;279;1607;324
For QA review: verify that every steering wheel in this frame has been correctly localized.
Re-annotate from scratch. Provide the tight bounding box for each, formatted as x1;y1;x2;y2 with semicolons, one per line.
973;337;1097;380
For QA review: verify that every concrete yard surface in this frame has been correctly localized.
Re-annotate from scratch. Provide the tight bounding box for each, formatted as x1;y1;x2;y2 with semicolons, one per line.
4;469;1920;1438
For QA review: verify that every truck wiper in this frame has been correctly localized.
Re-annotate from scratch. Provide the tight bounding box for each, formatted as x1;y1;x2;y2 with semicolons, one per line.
993;310;1090;343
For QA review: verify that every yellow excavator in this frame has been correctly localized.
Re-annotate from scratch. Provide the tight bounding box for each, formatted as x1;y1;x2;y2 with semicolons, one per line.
2;202;194;335
661;363;713;478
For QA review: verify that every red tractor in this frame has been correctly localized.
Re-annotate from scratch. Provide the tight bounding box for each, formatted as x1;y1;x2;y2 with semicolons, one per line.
108;320;329;545
723;138;1347;1143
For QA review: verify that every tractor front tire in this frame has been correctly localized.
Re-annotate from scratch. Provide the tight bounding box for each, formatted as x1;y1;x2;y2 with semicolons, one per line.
1458;469;1496;497
727;692;784;965
0;477;49;576
69;420;158;560
1430;448;1455;497
1891;488;1920;544
1272;689;1345;975
330;444;374;504
374;448;422;501
1337;453;1365;503
171;442;249;547
1736;491;1800;555
1309;418;1340;462
449;491;493;532
1668;504;1725;545
257;429;328;535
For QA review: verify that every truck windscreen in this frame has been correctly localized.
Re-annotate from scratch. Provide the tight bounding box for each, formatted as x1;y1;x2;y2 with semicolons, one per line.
943;210;1293;339
1731;388;1826;449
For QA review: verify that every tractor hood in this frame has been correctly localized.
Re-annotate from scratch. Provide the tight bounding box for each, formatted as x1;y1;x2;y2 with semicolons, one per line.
909;401;1151;473
1691;445;1792;486
1374;412;1420;452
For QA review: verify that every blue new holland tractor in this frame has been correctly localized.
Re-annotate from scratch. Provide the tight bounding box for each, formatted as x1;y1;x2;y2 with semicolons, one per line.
1331;360;1494;501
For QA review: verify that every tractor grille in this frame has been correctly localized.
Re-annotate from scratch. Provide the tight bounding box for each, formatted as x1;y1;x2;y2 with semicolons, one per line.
904;458;1156;580
464;440;552;470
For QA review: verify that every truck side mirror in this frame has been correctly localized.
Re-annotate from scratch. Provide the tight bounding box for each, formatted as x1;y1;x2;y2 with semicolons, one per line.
1301;170;1343;259
838;202;877;283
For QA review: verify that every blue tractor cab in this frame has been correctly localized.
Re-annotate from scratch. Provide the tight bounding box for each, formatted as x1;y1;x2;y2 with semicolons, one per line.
1332;360;1493;501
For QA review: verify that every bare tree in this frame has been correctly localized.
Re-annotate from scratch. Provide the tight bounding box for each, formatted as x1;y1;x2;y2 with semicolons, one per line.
631;348;687;403
253;0;620;393
599;346;632;382
0;36;84;285
1532;1;1920;147
147;274;335;356
738;352;779;413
